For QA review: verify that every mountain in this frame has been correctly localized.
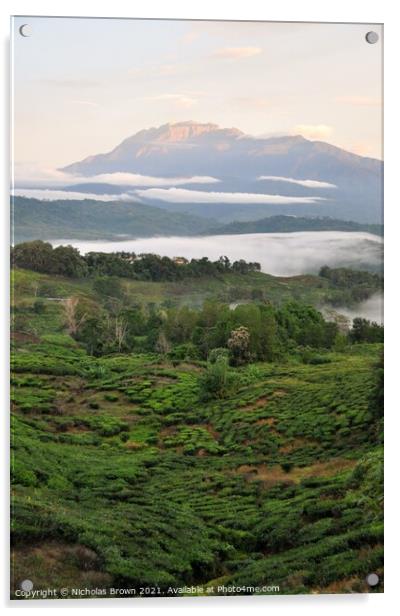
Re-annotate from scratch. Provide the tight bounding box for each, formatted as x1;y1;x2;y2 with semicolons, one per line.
62;122;245;176
11;197;217;243
60;121;383;224
211;215;383;237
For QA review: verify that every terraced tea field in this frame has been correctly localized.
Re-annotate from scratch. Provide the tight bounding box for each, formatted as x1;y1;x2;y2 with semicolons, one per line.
10;267;383;597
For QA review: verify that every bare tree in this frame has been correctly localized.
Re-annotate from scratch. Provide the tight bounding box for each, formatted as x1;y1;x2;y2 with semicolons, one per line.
63;296;87;336
114;316;128;352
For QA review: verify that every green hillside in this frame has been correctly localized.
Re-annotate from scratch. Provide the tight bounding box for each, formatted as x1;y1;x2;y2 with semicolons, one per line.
212;216;383;237
12;197;383;243
11;263;383;597
11;197;216;242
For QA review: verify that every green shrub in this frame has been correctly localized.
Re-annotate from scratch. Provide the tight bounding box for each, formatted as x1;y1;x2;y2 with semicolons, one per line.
104;393;119;402
198;358;239;400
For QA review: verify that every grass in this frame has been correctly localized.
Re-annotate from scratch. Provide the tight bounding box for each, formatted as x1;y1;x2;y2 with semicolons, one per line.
11;266;361;316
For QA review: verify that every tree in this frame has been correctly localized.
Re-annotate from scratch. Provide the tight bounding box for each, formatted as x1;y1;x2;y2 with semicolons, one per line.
114;317;128;352
164;306;197;344
93;276;125;301
258;305;279;360
63;296;87;336
227;326;251;365
12;240;54;272
369;355;384;419
75;314;107;356
198;356;237;400
350;318;384;343
12;241;88;277
51;245;87;277
231;303;279;361
276;302;337;350
155;331;171;355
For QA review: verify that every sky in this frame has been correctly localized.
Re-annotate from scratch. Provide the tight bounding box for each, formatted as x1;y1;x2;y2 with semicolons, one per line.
12;17;383;175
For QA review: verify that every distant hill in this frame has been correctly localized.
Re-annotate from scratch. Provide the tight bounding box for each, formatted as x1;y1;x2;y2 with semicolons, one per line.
12;197;384;243
11;197;216;243
60;121;383;224
211;216;383;237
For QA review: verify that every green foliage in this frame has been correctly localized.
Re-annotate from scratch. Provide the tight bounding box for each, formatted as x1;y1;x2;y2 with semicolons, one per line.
208;347;230;364
12;240;88;277
198;356;238;400
320;266;383;306
12;241;260;282
350;318;384;343
33;299;46;314
168;343;200;361
93;276;125;302
276;302;338;349
368;354;384;421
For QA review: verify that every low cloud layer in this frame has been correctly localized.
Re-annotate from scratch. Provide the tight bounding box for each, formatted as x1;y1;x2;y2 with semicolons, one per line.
13;163;219;188
258;176;337;189
136;187;325;205
72;172;220;187
12;189;135;202
334;293;383;325
57;231;383;278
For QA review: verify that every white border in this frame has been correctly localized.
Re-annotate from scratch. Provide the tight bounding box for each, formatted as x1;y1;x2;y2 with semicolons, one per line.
1;1;398;614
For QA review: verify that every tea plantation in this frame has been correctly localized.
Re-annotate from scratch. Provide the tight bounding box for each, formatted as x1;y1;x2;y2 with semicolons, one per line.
10;265;383;597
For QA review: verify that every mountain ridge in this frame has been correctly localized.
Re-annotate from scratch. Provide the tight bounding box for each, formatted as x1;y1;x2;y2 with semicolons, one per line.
210;215;383;237
56;121;383;224
61;121;380;175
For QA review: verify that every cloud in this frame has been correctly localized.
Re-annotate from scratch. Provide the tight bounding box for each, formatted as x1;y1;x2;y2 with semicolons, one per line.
70;100;100;108
85;173;219;187
13;164;220;188
211;46;262;59
331;293;383;325
13;164;69;186
294;124;334;140
258;176;337;189
12;189;135;202
335;96;381;107
142;93;198;109
63;232;382;278
136;187;325;205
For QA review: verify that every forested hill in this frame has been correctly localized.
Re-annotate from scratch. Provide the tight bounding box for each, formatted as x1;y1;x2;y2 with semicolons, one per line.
11;197;217;243
211;216;383;237
12;197;382;243
11;241;383;311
